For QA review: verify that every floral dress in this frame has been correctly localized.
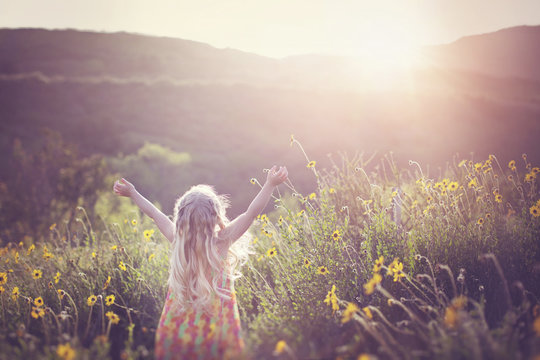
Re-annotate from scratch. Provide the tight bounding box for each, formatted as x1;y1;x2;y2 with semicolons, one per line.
154;271;245;360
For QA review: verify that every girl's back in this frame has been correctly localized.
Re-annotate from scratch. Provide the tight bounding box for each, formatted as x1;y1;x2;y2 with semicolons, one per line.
113;166;288;360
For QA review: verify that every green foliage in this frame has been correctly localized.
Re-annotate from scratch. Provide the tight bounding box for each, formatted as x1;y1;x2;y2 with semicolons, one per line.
0;143;539;359
106;142;192;215
236;145;540;359
0;129;107;243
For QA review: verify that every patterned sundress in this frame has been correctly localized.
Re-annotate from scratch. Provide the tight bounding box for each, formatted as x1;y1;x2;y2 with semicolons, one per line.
154;270;245;360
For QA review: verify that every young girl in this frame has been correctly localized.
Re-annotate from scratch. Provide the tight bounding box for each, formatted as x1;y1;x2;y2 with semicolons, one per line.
113;165;288;360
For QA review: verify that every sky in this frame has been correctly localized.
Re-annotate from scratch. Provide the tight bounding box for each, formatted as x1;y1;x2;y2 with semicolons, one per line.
1;0;540;58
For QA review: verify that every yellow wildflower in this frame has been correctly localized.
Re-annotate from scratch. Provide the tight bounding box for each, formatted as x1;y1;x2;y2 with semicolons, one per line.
303;258;310;268
317;266;329;275
495;194;503;203
266;247;277;258
468;178;478;189
103;276;111;290
530;205;540;218
143;229;155;240
387;258;398;275
54;272;61;284
34;297;44;307
131;219;137;226
0;272;7;285
118;261;127;271
341;302;359;323
452;296;467;310
262;229;273;238
105;294;115;306
448;181;458;192
308;192;316;200
362;306;373;319
387;258;405;281
323;285;339;313
329;188;336;194
32;269;42;280
534;317;540;337
87;295;97;307
49;223;57;231
12;286;19;301
477;217;484;225
332;229;341;241
110;245;117;251
364;273;382;295
148;253;155;261
57;289;66;300
56;343;76;360
250;178;256;185
307;160;316;168
31;306;45;319
274;340;287;355
444;306;457;328
105;311;120;325
27;244;35;255
392;262;405;282
43;250;54;261
373;256;384;273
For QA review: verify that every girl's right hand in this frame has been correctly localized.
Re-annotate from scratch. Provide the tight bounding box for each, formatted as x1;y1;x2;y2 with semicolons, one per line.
113;178;135;197
266;166;288;186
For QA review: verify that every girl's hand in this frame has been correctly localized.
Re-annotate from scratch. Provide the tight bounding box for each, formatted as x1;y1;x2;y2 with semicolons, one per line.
113;178;135;197
266;166;288;186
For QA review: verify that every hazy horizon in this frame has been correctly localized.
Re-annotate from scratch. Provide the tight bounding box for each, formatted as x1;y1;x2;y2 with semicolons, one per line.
2;0;540;58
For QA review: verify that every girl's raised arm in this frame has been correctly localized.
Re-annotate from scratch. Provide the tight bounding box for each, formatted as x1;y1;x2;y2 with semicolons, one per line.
222;166;288;244
113;178;175;243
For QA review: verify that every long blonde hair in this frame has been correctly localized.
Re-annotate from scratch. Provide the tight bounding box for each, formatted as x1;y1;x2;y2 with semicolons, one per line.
168;184;249;312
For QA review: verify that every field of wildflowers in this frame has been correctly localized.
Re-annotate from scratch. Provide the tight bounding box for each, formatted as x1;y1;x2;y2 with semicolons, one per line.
1;138;539;360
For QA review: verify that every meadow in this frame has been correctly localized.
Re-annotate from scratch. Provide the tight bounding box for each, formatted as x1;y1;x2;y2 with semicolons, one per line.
0;137;539;360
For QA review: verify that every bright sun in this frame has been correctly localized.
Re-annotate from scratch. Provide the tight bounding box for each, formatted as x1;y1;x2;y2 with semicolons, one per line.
350;18;423;69
336;16;425;91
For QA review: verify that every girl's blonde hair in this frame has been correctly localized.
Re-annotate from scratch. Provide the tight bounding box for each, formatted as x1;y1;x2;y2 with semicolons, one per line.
168;184;250;312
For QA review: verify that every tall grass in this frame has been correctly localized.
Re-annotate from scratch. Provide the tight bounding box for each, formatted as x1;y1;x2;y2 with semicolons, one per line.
0;139;539;359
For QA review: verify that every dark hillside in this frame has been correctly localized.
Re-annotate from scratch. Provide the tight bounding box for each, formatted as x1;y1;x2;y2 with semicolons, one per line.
1;27;540;216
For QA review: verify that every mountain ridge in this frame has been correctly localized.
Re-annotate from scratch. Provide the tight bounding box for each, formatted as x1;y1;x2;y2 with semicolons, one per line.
2;25;540;84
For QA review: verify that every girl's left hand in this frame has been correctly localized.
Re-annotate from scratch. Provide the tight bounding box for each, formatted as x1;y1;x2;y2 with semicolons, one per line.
113;178;135;197
266;166;288;186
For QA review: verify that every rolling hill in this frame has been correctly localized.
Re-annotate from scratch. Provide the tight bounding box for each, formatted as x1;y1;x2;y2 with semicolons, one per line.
1;26;540;215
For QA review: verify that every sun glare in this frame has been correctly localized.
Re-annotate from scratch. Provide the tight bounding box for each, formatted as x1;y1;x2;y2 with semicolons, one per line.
339;17;425;91
351;19;423;69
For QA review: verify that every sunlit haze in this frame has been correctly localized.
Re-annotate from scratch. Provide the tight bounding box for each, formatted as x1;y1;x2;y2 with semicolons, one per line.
2;0;540;59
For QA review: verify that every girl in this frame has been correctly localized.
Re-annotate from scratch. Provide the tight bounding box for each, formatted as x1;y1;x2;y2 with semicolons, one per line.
113;165;288;360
